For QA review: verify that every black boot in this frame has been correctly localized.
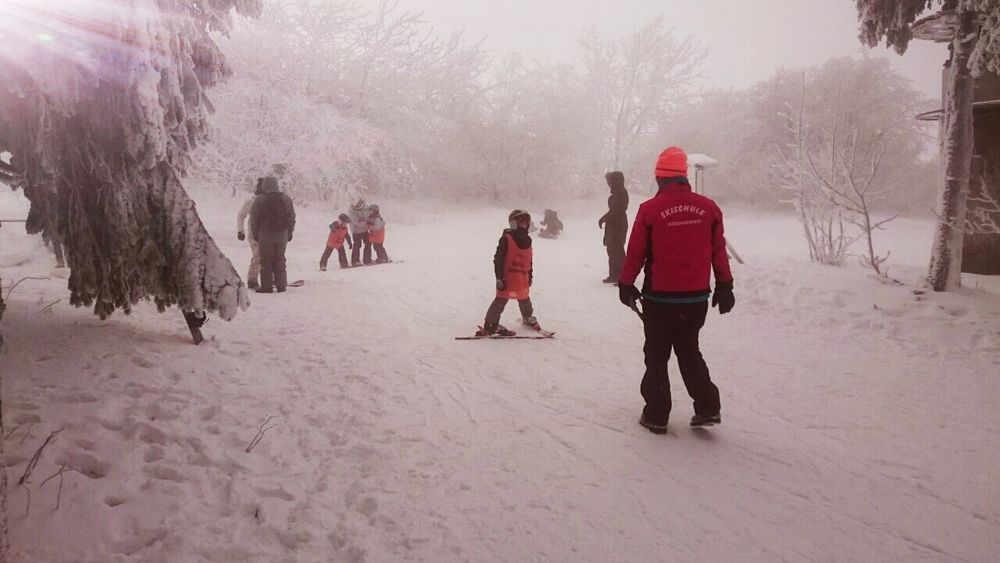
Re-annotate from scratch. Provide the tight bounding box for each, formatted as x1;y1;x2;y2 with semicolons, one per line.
639;412;668;434
690;412;721;427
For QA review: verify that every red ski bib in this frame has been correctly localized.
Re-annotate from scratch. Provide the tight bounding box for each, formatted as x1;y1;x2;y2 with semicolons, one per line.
497;233;532;300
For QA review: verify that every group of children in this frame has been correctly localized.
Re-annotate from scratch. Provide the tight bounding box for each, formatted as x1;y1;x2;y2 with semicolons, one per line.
320;196;390;270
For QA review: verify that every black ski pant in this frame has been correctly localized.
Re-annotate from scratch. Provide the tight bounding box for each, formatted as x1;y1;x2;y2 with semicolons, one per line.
320;246;349;269
351;233;372;265
258;240;288;291
373;243;389;263
640;299;720;421
607;243;625;280
485;297;534;326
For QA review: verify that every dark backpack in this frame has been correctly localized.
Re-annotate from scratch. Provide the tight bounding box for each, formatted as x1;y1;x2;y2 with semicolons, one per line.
260;192;290;231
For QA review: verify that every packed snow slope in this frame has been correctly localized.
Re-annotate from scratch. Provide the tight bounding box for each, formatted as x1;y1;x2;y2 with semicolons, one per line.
2;187;999;562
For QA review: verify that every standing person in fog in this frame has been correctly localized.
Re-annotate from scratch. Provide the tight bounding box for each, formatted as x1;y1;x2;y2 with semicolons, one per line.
348;196;372;266
599;171;629;284
237;178;263;289
250;176;296;293
617;146;735;434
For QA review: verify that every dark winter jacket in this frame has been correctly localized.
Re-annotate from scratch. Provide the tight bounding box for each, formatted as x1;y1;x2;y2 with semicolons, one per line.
494;227;533;284
541;210;563;236
619;180;733;299
600;172;629;247
250;177;296;243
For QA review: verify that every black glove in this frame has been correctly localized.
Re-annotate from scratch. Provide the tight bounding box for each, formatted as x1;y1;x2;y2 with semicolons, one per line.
496;279;506;291
712;282;735;314
237;231;245;241
287;232;293;242
619;283;640;308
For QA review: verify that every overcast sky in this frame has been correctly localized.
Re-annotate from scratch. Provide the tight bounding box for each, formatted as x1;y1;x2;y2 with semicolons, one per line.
368;0;948;99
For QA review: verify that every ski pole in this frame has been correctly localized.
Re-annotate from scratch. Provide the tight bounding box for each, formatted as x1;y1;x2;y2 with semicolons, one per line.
629;297;644;321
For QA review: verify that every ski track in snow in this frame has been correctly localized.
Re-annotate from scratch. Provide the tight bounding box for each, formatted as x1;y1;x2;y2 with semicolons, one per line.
2;189;999;562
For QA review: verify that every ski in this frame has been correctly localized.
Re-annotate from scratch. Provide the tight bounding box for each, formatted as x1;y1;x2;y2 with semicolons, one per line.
182;311;206;345
287;279;305;287
456;324;554;340
455;334;554;340
350;260;402;267
518;318;555;338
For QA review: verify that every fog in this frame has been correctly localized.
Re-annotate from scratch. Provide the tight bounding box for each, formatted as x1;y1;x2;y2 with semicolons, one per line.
359;0;947;97
186;0;945;216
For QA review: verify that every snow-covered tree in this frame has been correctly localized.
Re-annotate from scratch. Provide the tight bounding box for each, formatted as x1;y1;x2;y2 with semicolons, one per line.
0;0;259;319
1;2;259;549
203;0;484;202
579;18;706;179
857;0;1000;290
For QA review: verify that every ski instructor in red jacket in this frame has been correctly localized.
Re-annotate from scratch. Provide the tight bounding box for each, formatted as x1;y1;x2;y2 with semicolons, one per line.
618;146;735;434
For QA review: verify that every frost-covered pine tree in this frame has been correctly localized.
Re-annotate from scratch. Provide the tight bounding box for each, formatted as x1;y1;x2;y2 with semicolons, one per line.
856;0;1000;291
0;0;260;320
0;3;260;555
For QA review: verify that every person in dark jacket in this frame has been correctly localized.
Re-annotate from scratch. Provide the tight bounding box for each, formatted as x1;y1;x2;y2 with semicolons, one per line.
475;209;541;336
618;146;735;434
250;176;296;293
539;209;563;239
599;171;629;284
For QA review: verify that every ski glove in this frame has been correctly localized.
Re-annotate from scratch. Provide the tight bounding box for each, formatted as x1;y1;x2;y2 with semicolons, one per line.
712;282;735;314
496;279;506;291
237;231;245;241
287;232;294;242
619;283;640;308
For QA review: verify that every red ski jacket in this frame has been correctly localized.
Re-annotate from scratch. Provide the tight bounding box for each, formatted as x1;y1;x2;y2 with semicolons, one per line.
619;181;733;298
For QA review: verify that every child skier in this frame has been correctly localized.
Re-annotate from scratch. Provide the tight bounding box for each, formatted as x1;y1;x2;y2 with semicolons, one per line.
320;213;353;271
367;203;390;263
475;209;543;336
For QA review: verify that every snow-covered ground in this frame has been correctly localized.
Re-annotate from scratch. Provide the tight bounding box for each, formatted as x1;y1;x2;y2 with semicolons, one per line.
1;186;999;562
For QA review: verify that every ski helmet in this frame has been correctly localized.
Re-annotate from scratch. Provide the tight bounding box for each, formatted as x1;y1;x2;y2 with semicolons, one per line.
338;213;351;223
367;203;380;215
508;209;530;229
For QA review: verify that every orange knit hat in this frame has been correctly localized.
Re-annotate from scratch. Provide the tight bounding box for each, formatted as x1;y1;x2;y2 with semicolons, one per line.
654;146;688;178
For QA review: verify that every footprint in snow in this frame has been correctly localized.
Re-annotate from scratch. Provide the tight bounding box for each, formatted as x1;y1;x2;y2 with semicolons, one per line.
56;451;111;479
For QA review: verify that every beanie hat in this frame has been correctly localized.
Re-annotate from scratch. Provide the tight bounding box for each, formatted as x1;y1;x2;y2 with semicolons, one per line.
260;176;280;193
605;171;625;190
338;213;351;223
654;146;687;178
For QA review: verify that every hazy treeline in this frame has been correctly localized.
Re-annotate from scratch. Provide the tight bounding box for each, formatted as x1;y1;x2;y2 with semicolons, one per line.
198;0;938;211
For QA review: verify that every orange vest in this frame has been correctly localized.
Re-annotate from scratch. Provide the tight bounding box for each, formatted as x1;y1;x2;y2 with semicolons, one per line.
326;224;349;249
497;233;532;300
369;225;386;244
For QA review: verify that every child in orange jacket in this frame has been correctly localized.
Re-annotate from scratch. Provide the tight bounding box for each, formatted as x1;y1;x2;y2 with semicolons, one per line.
367;203;390;263
320;213;353;270
475;209;543;336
